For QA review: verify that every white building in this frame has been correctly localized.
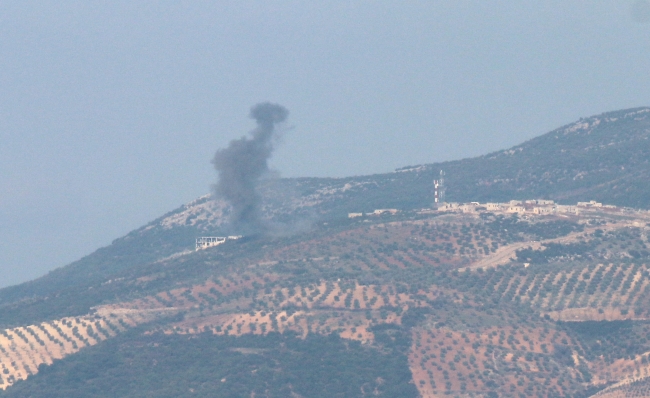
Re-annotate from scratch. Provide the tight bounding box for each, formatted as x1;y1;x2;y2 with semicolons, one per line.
556;205;579;215
196;237;226;250
459;204;477;213
196;235;242;251
372;209;399;215
532;206;554;215
577;200;603;207
437;203;459;211
507;205;526;214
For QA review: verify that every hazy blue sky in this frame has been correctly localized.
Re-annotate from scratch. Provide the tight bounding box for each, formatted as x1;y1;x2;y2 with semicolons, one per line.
1;1;649;287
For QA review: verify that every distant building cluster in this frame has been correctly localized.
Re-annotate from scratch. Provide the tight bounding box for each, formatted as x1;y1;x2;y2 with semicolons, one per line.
342;168;649;229
348;209;400;218
346;199;632;221
195;235;242;251
435;199;619;216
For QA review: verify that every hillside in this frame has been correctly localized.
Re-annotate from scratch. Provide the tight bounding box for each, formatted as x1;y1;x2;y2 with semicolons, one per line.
1;107;650;397
2;107;649;306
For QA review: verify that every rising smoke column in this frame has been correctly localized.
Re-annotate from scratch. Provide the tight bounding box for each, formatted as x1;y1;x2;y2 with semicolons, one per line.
212;102;289;233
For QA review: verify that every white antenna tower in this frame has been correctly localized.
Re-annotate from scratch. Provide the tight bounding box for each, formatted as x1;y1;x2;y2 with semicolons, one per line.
439;170;445;203
434;170;446;205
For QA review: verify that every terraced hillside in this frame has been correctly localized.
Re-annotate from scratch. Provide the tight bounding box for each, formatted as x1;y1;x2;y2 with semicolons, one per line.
0;311;156;389
2;201;650;396
3;107;650;396
596;377;650;397
3;106;650;311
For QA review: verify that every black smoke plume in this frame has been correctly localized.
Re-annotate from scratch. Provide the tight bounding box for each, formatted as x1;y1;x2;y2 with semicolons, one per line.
212;102;289;233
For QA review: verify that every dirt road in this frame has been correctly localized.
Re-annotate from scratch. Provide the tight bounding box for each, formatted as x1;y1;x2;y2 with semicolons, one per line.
460;222;628;271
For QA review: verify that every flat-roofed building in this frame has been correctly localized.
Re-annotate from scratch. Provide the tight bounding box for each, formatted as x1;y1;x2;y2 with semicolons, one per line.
196;237;226;250
507;205;526;214
533;206;554;215
556;205;579;215
438;203;459;211
372;209;399;215
459;204;477;213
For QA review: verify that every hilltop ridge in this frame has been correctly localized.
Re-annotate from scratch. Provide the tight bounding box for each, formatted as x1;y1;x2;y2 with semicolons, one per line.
3;106;650;319
1;107;650;397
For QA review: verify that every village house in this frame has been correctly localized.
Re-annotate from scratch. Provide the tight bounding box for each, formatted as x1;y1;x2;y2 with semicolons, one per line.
556;205;579;215
532;206;554;215
507;205;526;214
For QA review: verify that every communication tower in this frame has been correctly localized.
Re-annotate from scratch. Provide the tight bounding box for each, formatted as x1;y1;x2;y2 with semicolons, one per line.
434;170;445;205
